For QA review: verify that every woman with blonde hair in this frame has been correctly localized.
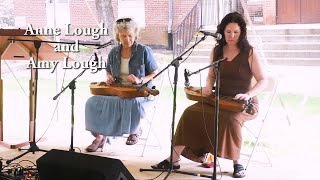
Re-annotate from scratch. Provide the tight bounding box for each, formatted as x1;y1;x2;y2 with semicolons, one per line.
85;17;158;152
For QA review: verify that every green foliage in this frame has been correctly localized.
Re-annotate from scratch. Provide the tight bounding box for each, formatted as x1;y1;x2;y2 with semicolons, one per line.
274;93;320;118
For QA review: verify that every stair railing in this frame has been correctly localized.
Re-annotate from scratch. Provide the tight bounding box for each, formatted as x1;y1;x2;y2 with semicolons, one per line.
173;0;215;58
172;0;202;58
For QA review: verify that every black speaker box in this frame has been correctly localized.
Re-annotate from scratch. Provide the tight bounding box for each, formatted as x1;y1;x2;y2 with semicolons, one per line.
36;149;134;180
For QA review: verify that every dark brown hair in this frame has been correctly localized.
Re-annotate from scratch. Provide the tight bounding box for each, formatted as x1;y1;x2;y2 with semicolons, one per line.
214;12;252;61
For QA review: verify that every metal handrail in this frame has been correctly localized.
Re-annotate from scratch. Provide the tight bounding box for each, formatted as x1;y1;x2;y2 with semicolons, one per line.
173;0;202;57
172;0;215;57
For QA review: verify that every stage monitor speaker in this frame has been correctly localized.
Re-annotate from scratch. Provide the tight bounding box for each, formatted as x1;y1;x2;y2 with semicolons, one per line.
36;149;134;180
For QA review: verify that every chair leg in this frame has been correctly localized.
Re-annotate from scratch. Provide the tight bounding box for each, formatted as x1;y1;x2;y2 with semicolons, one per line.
140;75;165;156
141;122;152;157
244;126;272;170
141;123;161;157
245;137;259;170
101;137;110;152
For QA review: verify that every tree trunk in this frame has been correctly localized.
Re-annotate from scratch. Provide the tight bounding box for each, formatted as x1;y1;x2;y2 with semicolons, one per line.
0;0;14;27
95;0;115;43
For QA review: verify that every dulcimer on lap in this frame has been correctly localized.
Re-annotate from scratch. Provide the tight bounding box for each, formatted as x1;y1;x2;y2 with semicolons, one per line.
90;82;159;98
184;86;253;113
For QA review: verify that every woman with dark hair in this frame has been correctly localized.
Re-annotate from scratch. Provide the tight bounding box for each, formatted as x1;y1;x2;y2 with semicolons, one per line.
151;12;268;178
85;17;158;152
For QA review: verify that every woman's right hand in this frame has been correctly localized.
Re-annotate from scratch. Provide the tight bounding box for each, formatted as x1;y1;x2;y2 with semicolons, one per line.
106;75;115;85
202;86;213;97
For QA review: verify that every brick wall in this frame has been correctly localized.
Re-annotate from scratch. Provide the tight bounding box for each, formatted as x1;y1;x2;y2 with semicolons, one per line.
69;0;98;27
14;0;46;28
247;4;264;24
141;0;198;48
172;0;198;30
61;0;117;42
12;0;203;48
263;0;276;25
13;0;26;17
228;0;277;25
111;0;118;19
12;0;278;47
141;0;169;48
65;0;99;41
232;0;264;25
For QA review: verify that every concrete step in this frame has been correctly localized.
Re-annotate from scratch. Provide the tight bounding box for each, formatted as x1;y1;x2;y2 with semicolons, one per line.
186;48;320;58
259;50;320;58
182;25;320;66
199;30;320;39
182;55;320;66
181;55;209;64
185;41;215;49
251;42;320;50
248;34;320;42
187;41;320;50
247;28;320;35
268;58;320;66
204;24;320;35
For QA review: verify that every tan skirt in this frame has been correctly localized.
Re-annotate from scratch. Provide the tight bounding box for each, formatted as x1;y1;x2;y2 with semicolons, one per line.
174;102;257;161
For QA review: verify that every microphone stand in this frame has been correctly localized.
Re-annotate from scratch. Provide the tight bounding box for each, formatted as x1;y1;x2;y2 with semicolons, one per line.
139;35;214;179
185;57;227;180
6;39;100;164
52;48;109;152
52;65;87;152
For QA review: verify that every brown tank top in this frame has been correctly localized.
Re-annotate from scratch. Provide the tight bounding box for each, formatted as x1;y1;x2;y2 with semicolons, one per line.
215;48;257;104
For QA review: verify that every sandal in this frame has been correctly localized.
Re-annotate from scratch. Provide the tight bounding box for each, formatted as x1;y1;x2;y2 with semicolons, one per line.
86;137;105;152
151;160;180;170
126;128;142;145
233;164;246;178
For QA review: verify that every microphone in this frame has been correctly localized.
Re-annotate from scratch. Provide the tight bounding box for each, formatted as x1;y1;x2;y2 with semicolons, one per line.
6;159;13;165
94;52;103;69
199;31;222;40
214;57;228;64
184;69;190;87
97;39;114;49
92;52;103;72
94;52;99;62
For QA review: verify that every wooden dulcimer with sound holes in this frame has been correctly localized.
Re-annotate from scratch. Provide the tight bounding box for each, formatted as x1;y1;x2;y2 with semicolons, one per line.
184;86;253;113
90;82;159;98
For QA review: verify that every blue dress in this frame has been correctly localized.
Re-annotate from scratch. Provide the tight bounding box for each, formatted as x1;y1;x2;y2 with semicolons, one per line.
85;42;158;136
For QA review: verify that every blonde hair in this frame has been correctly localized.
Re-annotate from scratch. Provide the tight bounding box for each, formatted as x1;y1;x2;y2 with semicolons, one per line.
113;17;140;42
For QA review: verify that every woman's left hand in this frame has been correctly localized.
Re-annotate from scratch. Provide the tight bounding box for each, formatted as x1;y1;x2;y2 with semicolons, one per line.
234;93;251;101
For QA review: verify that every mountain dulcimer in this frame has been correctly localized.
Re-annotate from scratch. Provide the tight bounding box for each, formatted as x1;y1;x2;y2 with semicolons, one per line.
90;81;159;98
184;86;253;113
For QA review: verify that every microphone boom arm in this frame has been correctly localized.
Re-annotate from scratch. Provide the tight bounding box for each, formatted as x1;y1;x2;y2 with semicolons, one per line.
97;39;114;49
137;35;207;91
187;57;228;77
8;38;101;47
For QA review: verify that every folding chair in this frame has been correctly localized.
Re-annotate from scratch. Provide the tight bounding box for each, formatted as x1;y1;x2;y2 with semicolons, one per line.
139;73;165;157
241;74;278;170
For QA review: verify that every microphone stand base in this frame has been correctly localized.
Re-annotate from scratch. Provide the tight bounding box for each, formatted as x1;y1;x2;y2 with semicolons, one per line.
140;168;213;179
